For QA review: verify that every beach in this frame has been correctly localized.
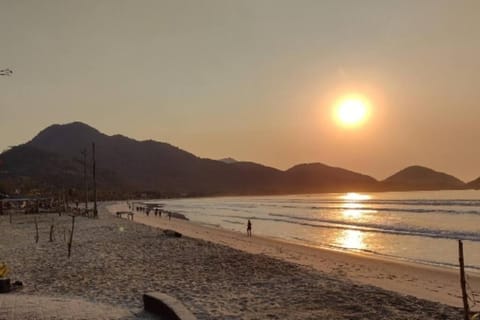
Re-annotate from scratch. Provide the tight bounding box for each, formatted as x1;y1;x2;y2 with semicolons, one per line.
115;201;480;309
0;203;471;319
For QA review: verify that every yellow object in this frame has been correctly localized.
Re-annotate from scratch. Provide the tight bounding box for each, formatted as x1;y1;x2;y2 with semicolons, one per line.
0;263;8;277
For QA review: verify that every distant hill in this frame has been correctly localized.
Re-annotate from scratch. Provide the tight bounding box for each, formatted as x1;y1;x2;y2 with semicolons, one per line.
382;166;466;191
0;122;471;197
283;163;379;193
22;122;383;195
13;122;289;195
0;143;121;196
0;144;82;191
467;177;480;190
24;122;281;195
219;157;238;164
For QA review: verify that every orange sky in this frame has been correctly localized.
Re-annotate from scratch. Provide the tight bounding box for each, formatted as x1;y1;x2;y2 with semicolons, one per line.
1;0;480;181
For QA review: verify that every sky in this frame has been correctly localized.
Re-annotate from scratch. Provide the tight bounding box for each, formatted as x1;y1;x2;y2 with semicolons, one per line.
1;0;480;181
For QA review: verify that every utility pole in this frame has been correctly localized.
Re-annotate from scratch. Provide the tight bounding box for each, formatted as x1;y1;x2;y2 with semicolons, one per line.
81;148;88;215
92;142;97;218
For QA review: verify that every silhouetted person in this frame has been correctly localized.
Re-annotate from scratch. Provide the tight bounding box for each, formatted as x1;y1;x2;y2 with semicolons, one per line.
247;219;252;237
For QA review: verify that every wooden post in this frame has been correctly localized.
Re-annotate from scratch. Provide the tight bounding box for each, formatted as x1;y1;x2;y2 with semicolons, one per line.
92;142;97;218
68;215;75;258
6;200;12;224
57;193;61;216
63;188;68;213
459;240;470;320
81;148;88;215
34;217;39;243
49;218;55;242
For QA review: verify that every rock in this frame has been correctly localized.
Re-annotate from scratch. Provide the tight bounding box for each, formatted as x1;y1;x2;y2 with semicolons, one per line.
13;280;23;287
163;229;182;238
0;278;11;293
164;211;189;220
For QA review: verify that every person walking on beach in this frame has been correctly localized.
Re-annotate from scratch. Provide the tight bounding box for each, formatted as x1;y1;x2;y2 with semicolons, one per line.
247;219;252;237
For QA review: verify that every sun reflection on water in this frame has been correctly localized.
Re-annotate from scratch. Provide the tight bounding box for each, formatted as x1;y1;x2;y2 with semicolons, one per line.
337;193;369;250
339;229;366;250
340;192;371;220
341;192;371;201
342;209;363;219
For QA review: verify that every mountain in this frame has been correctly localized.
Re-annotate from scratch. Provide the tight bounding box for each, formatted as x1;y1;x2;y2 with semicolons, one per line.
283;163;379;193
24;122;281;195
0;142;121;197
0;122;470;197
382;166;466;191
466;177;480;190
25;122;380;195
0;144;82;192
219;157;238;164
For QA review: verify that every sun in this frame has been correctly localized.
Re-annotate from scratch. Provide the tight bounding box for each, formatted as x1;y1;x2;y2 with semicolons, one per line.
334;95;370;127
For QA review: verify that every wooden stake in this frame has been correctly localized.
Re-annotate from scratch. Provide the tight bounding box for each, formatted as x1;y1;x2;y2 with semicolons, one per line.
49;218;55;242
81;148;88;215
67;215;75;258
92;142;97;218
34;217;39;243
64;189;68;213
58;193;62;216
459;240;470;320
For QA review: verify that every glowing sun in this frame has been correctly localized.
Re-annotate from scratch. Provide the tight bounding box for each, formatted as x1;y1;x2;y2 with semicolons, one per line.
334;95;370;127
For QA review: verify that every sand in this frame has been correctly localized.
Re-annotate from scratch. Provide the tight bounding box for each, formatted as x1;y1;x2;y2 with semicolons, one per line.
115;202;480;310
0;202;472;319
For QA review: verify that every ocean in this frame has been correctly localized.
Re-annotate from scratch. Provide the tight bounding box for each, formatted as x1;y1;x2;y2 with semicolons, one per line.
150;190;480;272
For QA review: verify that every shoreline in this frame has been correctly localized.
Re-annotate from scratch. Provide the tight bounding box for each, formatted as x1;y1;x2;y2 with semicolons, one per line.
108;202;480;309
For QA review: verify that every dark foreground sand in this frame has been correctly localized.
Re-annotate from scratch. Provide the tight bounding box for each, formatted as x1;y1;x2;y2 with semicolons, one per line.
0;204;463;319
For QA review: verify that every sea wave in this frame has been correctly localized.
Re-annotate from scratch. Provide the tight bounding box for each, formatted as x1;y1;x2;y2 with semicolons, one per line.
260;199;480;207
159;192;480;270
210;212;480;242
305;205;480;215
